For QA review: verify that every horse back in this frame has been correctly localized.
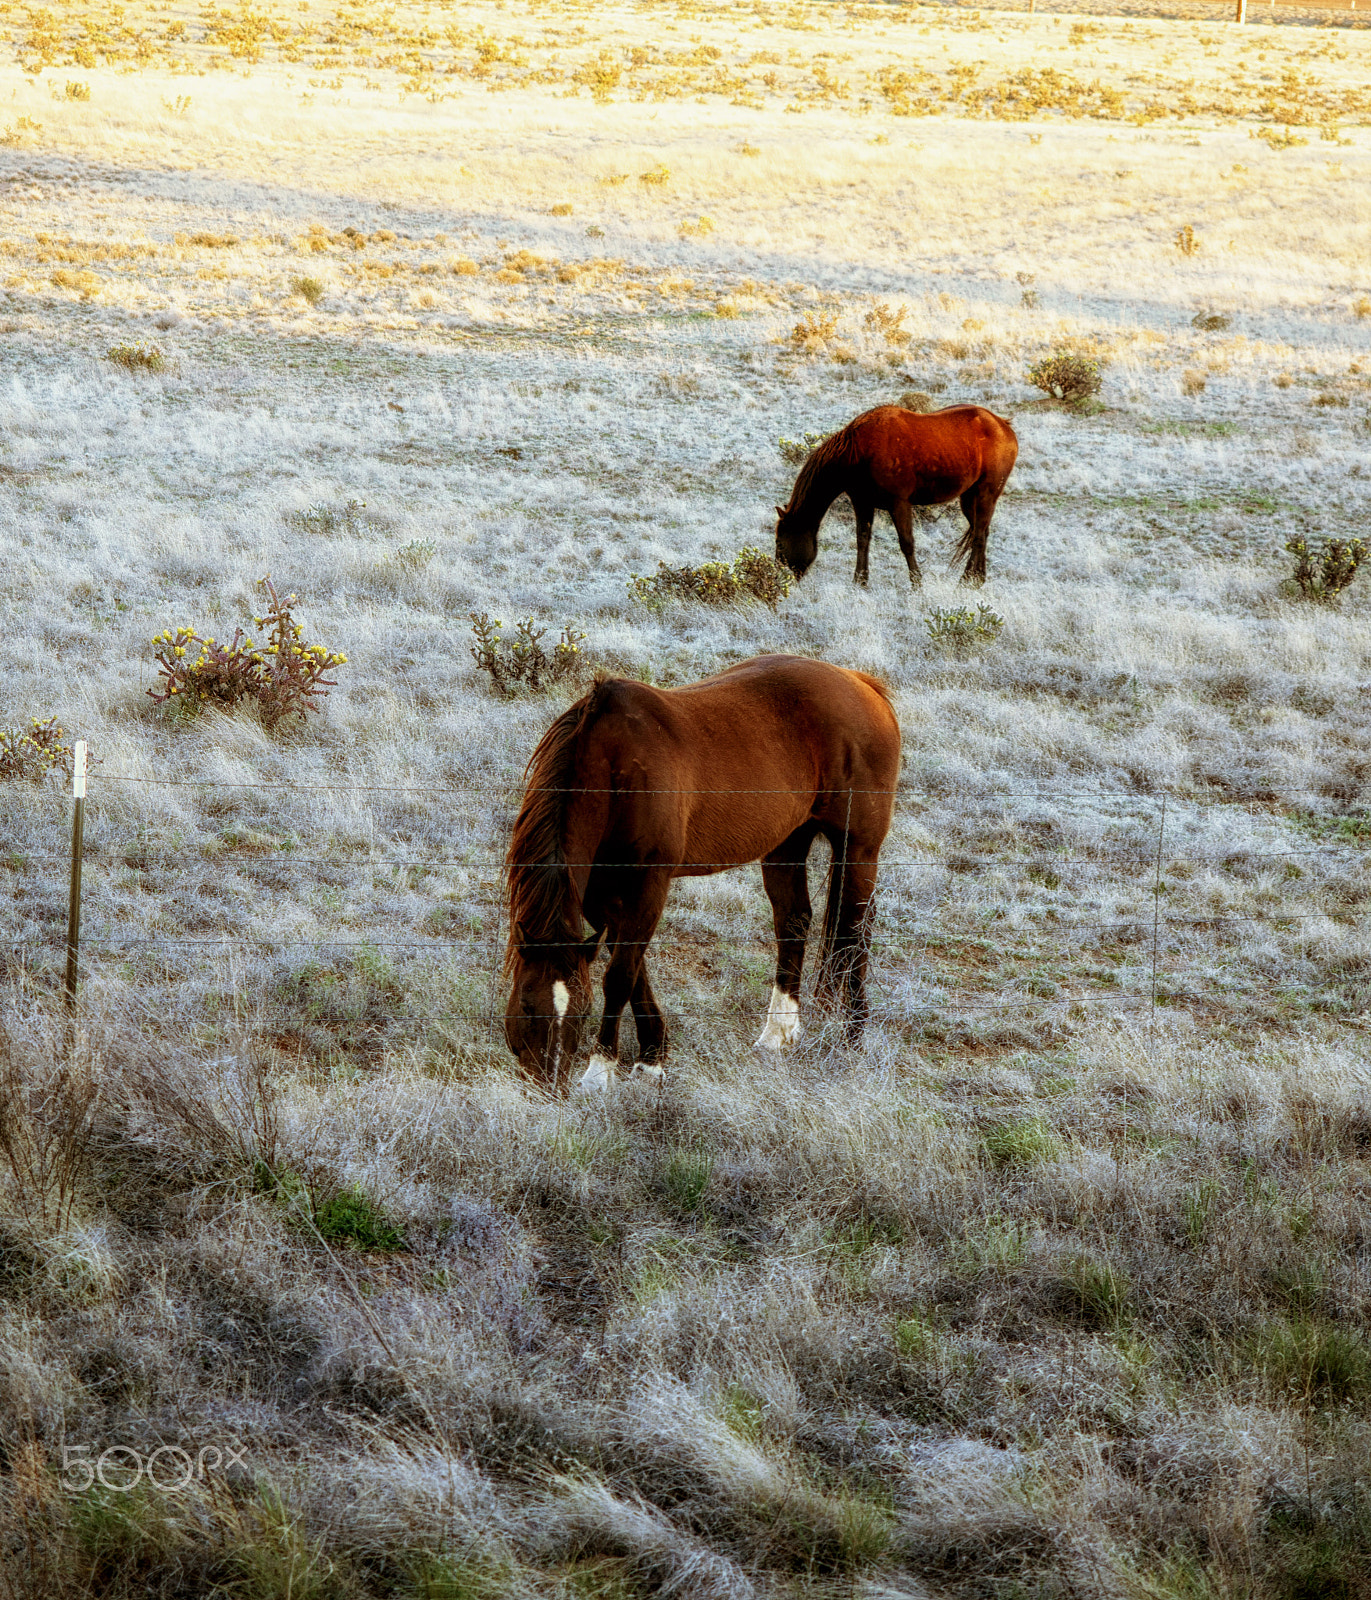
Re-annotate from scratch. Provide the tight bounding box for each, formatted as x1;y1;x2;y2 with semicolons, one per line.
580;656;899;865
851;403;1018;490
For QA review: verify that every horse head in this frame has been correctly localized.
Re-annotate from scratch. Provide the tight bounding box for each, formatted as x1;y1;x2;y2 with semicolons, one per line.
504;936;596;1092
774;503;816;580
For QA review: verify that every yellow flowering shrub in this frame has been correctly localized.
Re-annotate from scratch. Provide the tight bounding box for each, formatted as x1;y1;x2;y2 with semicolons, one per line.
0;717;83;782
150;577;347;729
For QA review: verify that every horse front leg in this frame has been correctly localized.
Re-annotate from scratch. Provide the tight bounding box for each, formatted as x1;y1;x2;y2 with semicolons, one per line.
891;501;922;589
579;872;671;1091
757;828;818;1051
852;497;875;587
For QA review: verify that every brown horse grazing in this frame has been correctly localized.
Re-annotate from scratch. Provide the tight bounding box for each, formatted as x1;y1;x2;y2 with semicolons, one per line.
504;654;901;1094
774;404;1018;588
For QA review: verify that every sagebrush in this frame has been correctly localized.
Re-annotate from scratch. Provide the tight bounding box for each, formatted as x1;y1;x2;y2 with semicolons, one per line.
628;546;792;610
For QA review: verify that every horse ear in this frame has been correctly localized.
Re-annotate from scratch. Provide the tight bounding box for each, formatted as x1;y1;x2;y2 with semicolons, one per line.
775;505;786;518
581;930;603;962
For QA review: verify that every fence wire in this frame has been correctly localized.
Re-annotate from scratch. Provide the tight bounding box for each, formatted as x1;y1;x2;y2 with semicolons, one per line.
2;766;1365;1050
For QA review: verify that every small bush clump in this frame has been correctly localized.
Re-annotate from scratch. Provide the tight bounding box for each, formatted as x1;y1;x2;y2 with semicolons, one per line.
289;274;325;305
107;341;166;373
777;430;830;466
63;80;91;101
0;717;81;782
1174;223;1201;256
1285;535;1367;603
469;613;585;694
628;546;792;610
285;498;368;535
149;577;347;728
1026;350;1103;403
787;310;840;352
1191;310;1231;332
926;604;1005;651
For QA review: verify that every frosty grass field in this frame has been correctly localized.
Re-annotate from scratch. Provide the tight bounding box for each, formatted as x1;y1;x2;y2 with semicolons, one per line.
1;0;1371;1593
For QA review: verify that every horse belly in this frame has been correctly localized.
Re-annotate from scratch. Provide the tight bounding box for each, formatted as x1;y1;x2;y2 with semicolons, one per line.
676;796;813;876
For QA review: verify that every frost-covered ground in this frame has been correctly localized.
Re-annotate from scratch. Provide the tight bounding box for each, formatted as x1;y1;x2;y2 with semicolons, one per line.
1;3;1371;1596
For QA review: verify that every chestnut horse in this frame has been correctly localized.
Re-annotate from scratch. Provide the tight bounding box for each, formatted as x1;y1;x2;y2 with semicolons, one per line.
775;404;1018;588
504;655;901;1094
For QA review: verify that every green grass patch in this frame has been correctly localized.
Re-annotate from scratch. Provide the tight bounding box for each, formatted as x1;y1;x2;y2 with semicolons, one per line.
313;1184;407;1252
982;1115;1061;1168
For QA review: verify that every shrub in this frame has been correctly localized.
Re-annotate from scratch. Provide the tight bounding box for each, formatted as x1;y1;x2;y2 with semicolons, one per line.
638;162;670;186
897;391;933;414
863;301;909;344
285;498;368;535
1252;125;1307;149
1174;223;1201;256
1285;535;1367;603
678;215;714;238
777;430;829;466
107;341;165;373
1182;370;1207;397
469;613;584;694
379;538;435;574
1191;310;1231;332
1026;350;1103;403
788;310;840;352
628;546;792;611
149;576;347;728
0;717;81;782
290;274;325;305
1354;296;1371;320
925;604;1005;651
64;80;91;100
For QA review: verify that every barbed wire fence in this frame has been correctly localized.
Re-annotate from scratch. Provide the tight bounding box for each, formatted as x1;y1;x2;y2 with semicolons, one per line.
2;754;1364;1067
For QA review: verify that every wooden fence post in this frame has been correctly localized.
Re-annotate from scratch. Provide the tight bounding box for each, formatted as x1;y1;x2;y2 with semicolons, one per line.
64;740;87;1009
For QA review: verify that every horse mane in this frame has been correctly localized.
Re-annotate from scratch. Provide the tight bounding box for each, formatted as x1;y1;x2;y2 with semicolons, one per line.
505;679;610;970
782;423;859;515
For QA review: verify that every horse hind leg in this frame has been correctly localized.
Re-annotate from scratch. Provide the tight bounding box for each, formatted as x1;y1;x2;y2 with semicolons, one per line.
891;502;922;589
956;481;998;587
817;846;879;1040
852;499;875;587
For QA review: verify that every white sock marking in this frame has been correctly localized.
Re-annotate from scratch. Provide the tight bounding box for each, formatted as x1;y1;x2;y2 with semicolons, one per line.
551;980;570;1019
629;1062;667;1087
755;986;801;1051
578;1053;617;1092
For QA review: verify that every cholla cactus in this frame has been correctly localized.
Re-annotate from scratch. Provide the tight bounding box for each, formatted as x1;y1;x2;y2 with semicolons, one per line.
149;577;346;728
1285;535;1367;603
0;717;83;782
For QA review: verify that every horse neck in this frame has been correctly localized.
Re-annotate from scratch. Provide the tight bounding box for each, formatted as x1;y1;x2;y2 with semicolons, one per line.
791;452;849;532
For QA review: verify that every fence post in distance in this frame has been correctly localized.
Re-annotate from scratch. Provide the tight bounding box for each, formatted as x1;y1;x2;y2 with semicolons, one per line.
64;740;87;1010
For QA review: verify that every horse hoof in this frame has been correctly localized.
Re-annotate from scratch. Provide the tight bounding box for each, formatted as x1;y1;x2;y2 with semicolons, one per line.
577;1054;617;1092
629;1062;667;1088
